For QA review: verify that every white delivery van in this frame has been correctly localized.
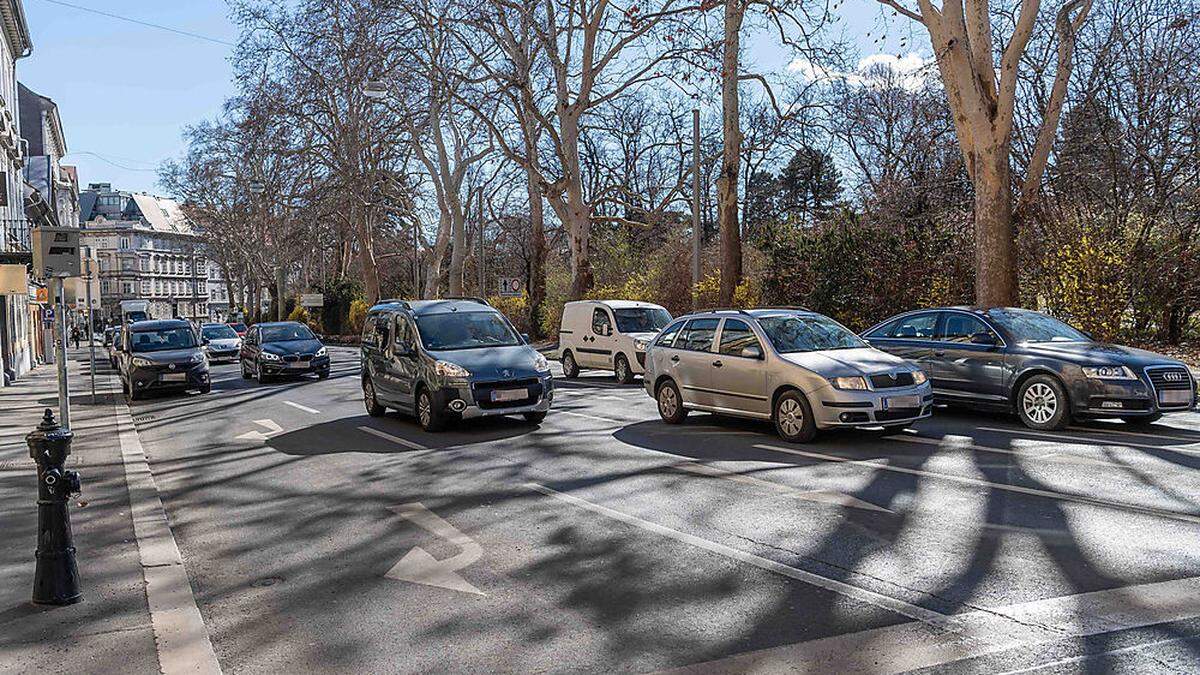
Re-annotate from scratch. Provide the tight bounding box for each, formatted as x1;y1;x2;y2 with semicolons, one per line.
558;300;672;383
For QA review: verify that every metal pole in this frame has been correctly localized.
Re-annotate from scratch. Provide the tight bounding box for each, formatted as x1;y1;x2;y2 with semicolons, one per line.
276;266;286;321
692;108;701;309
52;278;70;430
85;268;95;405
477;193;485;295
413;219;421;299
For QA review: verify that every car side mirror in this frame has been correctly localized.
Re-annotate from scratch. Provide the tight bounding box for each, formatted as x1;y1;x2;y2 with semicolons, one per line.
521;333;530;343
741;345;763;359
970;332;998;346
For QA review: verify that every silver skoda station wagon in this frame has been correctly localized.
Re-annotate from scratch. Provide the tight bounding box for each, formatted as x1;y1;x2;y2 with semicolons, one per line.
643;309;933;442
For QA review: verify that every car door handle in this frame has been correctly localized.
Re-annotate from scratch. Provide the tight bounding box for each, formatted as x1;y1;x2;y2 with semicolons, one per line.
670;355;680;362
712;360;723;368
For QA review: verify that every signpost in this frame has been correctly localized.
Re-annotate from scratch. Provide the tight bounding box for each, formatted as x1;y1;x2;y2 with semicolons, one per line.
33;226;82;429
498;278;524;298
300;293;324;308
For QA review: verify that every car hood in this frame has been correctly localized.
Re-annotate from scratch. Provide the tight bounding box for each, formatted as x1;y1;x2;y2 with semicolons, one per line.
1019;340;1185;369
132;348;202;365
263;339;324;356
779;347;910;378
627;331;659;343
427;345;546;380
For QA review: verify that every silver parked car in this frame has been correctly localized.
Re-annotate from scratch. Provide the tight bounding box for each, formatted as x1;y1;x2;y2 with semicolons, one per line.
642;309;934;442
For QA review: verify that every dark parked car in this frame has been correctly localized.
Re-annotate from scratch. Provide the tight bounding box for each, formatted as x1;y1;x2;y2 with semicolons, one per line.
360;298;553;432
240;321;330;383
117;319;210;401
864;307;1197;430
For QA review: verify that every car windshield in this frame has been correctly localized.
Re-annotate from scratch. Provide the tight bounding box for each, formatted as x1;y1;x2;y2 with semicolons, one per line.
987;309;1089;343
261;324;316;342
229;323;247;332
758;314;866;353
202;325;238;340
613;307;672;333
416;311;520;351
130;327;198;353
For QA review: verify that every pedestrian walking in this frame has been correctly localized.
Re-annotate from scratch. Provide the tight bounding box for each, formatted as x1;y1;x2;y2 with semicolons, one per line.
71;325;80;349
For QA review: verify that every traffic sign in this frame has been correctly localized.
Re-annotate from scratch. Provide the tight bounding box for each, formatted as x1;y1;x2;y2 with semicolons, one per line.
498;278;524;298
32;227;81;279
300;293;324;308
43;307;55;328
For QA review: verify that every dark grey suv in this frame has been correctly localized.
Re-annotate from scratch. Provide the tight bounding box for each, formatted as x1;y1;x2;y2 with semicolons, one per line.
865;307;1197;430
117;319;211;401
360;298;553;431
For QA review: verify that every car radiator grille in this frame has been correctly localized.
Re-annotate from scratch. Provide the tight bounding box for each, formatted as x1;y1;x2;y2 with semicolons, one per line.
870;372;915;389
1146;366;1193;391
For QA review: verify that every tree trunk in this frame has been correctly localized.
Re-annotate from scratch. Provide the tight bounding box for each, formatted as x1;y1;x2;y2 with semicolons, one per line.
560;112;593;300
526;166;546;338
973;152;1017;307
717;0;744;307
425;212;451;299
448;195;467;296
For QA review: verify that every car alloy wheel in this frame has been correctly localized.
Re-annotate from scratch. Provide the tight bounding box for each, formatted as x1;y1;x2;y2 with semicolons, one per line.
563;352;579;378
364;380;385;417
615;355;632;384
656;380;687;424
1022;382;1057;425
418;392;431;427
777;398;804;437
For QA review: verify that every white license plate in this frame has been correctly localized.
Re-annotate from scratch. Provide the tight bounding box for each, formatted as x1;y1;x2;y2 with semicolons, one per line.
884;395;921;410
491;388;528;402
160;373;187;382
1160;389;1193;406
288;361;311;369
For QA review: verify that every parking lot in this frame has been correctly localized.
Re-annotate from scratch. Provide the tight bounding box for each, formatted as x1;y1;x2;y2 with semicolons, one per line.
121;345;1200;673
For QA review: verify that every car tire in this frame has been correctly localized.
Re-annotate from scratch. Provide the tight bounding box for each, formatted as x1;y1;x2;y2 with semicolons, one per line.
614;354;634;384
317;369;330;380
416;388;447;432
256;361;271;385
1125;413;1162;426
774;390;817;443
523;411;548;424
199;383;211;395
656;379;688;424
1016;375;1070;430
562;351;580;378
364;379;386;417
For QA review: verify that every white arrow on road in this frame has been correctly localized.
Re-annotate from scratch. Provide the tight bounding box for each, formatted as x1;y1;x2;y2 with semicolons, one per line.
385;502;485;596
235;419;284;442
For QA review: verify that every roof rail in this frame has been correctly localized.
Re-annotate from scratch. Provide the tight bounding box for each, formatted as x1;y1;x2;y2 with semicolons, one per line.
695;307;753;316
441;296;491;306
755;306;811;312
373;299;411;309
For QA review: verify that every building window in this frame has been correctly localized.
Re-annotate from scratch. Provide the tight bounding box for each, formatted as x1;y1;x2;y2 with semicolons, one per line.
119;236;130;250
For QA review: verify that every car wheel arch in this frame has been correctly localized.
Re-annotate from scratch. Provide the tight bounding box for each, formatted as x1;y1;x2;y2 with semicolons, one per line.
771;384;805;416
653;374;675;396
1011;368;1068;411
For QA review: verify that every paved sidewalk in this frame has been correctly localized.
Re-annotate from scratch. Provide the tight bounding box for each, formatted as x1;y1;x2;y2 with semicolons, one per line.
0;348;159;674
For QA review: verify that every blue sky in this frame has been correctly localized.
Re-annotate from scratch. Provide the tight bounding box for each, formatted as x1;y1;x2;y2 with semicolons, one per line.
15;0;923;196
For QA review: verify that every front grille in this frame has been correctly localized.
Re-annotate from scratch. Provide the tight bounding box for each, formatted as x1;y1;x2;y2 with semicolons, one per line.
472;378;542;410
875;407;921;422
1146;366;1193;391
870;372;915;389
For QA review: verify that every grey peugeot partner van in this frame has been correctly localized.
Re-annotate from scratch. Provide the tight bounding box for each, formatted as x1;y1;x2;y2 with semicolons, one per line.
360;298;554;431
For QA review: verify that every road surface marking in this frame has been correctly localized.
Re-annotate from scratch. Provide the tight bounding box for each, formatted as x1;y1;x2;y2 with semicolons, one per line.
754;443;1200;525
116;388;222;674
527;483;956;630
1068;425;1200;444
978;425;1200;455
898;435;1132;469
358;426;428;451
557;410;624;424
672;574;1200;675
997;633;1200;674
283;400;320;414
234;419;284;442
673;462;893;513
385;503;484;596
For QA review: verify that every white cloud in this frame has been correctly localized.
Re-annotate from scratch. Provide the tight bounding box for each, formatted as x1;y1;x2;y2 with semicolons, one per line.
788;52;935;92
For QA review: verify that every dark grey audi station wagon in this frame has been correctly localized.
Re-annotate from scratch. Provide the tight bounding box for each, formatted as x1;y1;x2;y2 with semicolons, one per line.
864;307;1197;430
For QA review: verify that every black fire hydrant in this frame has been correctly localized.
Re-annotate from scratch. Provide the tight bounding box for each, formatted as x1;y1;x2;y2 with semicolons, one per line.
27;408;82;606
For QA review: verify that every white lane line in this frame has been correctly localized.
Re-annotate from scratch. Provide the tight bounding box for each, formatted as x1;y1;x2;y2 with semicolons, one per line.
897;435;1131;469
978;425;1200;455
754;443;1200;525
674;574;1200;675
557;410;624;424
115;386;222;674
283;400;320;414
1068;425;1200;444
997;633;1200;674
357;426;428;451
527;483;955;630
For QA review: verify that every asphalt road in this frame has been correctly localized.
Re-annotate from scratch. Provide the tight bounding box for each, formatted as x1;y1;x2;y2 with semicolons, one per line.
124;346;1200;673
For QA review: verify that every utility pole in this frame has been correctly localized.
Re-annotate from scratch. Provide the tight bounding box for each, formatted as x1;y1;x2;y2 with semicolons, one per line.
84;261;96;405
276;266;286;321
52;277;69;429
691;108;701;309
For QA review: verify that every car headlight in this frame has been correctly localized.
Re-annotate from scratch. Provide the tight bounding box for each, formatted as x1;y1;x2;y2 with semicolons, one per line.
911;370;928;385
435;360;471;378
190;353;205;363
132;357;153;368
634;338;649;351
533;352;550;373
316;346;328;357
830;376;869;390
1082;365;1136;380
261;351;282;362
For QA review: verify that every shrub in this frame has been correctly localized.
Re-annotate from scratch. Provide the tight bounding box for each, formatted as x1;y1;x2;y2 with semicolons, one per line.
347;299;369;335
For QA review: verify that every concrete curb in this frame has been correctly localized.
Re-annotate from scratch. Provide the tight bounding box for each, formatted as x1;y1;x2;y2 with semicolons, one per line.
112;383;222;674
